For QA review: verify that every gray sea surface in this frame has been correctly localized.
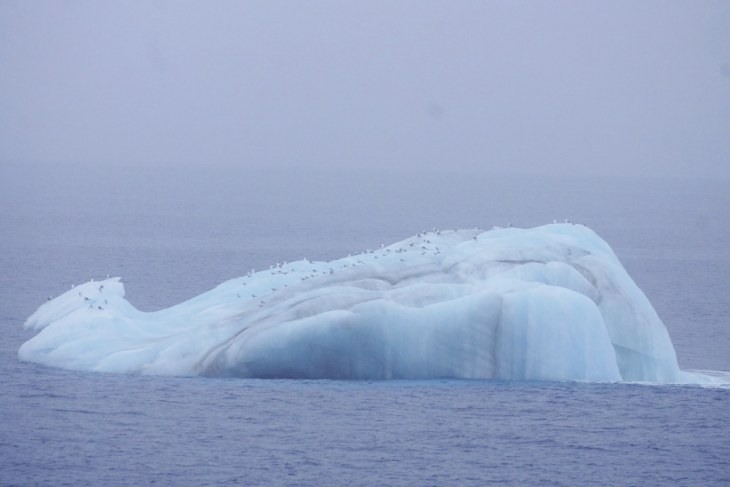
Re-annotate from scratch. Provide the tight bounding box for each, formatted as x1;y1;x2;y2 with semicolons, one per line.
1;163;728;486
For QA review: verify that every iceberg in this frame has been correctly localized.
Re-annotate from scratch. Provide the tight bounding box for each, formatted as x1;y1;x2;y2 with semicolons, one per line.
20;224;691;382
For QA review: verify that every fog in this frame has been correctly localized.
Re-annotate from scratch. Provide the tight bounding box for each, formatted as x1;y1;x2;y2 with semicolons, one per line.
1;1;729;178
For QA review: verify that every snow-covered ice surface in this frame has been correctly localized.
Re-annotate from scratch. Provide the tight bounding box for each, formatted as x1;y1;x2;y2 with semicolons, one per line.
19;224;713;383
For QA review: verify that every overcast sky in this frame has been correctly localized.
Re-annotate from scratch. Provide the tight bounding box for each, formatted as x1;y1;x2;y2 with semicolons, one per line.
1;1;729;178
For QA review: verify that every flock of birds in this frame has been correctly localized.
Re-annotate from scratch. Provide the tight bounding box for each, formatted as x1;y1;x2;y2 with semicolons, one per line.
57;221;582;312
232;226;489;307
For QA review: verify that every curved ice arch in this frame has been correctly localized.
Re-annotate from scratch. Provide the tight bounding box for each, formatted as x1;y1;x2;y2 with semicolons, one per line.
20;224;689;382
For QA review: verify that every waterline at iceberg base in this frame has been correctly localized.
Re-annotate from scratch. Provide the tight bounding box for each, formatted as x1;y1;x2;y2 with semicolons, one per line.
19;224;708;383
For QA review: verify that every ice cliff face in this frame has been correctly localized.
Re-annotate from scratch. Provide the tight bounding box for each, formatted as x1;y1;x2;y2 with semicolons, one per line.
20;224;684;382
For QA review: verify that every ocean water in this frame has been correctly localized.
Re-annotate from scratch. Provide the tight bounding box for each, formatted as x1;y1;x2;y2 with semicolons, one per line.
1;162;728;486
